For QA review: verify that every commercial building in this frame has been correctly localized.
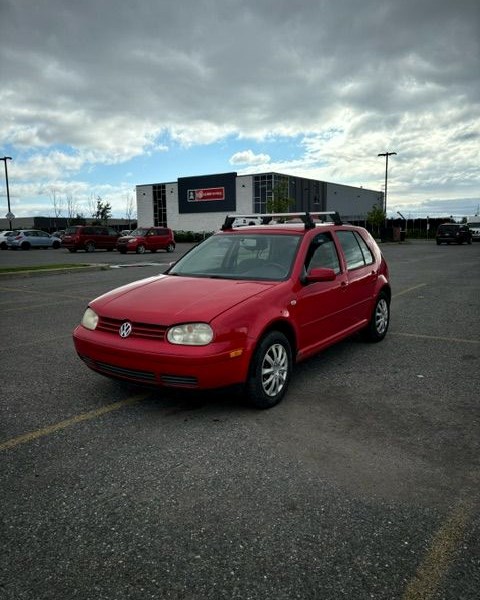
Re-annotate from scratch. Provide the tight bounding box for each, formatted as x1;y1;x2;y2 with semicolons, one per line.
136;171;383;232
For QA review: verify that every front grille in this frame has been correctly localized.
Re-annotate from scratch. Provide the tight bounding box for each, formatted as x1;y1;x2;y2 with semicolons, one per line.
97;316;167;340
79;355;156;383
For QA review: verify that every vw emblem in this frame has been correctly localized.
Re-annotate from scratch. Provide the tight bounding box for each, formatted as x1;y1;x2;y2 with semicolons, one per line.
119;322;132;338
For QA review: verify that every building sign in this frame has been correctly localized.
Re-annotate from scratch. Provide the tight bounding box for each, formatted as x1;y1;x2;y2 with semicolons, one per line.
188;187;225;202
178;173;236;214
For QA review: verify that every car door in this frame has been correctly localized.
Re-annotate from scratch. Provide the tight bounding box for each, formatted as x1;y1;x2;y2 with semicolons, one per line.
150;228;167;251
37;231;50;247
29;231;42;248
335;230;378;329
295;232;350;355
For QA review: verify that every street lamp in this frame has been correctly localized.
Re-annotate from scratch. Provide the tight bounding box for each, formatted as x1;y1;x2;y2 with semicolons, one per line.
377;151;397;222
1;156;13;230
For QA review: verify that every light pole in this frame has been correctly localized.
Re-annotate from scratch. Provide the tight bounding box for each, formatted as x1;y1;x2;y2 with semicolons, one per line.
378;151;397;223
1;156;13;230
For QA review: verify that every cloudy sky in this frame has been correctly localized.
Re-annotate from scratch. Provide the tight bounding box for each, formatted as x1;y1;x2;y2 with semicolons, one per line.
1;0;479;221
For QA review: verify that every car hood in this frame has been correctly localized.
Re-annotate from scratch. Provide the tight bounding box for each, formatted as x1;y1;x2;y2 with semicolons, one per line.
91;275;276;324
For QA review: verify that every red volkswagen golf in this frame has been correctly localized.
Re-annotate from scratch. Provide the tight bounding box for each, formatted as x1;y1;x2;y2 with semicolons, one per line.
73;213;391;408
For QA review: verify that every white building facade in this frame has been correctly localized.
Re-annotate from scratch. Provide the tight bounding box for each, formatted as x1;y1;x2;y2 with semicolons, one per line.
136;172;383;232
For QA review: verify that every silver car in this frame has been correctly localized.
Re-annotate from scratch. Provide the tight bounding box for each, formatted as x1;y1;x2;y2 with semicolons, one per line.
7;229;62;250
0;230;19;250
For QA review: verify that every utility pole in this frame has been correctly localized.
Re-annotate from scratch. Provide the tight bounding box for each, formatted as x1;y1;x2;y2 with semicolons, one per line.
378;151;397;224
1;156;13;230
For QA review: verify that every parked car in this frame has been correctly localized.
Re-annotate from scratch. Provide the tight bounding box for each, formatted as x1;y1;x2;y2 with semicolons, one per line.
120;230;132;237
61;225;120;252
74;212;391;409
466;217;480;242
116;227;175;254
51;230;66;239
0;230;18;250
7;230;62;250
435;223;472;245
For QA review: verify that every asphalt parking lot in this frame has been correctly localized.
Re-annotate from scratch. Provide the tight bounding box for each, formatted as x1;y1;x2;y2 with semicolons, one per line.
1;240;479;599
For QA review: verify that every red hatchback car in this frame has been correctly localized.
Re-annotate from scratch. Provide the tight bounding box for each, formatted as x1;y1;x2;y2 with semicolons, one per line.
116;227;175;254
73;212;391;408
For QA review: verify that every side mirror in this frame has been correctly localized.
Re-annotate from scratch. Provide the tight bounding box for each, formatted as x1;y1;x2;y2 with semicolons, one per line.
305;267;336;282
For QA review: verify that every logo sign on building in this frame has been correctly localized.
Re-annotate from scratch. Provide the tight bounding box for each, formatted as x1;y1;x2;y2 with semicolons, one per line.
187;188;225;202
178;173;236;214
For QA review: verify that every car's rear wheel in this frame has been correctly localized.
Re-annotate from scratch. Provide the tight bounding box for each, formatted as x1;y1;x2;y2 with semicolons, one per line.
21;242;30;250
85;242;95;252
363;291;390;342
136;244;146;254
166;243;175;252
246;331;292;409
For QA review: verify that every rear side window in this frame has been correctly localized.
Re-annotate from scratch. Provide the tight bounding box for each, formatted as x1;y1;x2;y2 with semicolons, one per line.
336;230;374;270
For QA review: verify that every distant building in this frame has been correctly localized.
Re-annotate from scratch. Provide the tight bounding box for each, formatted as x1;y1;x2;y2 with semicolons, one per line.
136;171;383;232
0;216;136;232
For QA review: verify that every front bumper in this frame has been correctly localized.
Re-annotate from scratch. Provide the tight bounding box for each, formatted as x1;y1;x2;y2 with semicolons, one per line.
73;326;251;389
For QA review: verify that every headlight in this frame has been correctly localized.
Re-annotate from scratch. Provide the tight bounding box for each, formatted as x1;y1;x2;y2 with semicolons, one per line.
167;323;213;345
81;307;99;330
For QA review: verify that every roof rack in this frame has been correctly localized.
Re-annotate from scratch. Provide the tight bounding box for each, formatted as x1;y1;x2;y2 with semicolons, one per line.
221;211;342;231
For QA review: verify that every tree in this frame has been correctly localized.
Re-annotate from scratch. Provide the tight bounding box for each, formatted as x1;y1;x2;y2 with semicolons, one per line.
49;187;64;224
266;179;294;215
124;193;136;228
65;193;78;225
92;196;112;225
367;204;386;236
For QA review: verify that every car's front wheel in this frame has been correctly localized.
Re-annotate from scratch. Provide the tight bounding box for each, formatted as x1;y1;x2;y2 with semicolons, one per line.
166;243;175;252
246;331;292;409
363;291;390;342
85;242;95;252
136;244;146;254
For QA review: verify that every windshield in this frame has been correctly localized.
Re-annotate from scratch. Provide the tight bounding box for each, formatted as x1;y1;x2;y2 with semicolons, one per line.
468;222;480;228
169;233;301;280
129;228;150;236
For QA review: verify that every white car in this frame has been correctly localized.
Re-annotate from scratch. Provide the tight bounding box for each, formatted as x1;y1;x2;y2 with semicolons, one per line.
0;230;19;250
7;230;62;250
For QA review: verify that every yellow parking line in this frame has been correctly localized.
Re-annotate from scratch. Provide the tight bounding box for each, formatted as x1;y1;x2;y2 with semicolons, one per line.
393;283;427;298
391;332;479;345
402;499;474;600
0;394;147;451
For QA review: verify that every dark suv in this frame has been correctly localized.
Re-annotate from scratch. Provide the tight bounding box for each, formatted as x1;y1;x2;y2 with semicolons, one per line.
116;227;175;254
435;223;472;245
62;226;120;252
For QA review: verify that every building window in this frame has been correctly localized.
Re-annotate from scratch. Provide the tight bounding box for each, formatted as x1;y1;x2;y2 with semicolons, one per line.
153;185;167;226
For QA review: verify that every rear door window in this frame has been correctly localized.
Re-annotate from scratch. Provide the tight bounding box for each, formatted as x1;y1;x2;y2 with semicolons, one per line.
336;230;372;270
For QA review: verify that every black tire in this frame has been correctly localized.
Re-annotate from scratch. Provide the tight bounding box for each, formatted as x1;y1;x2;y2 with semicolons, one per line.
246;331;292;409
363;291;390;342
166;243;175;253
85;242;95;253
21;242;30;250
118;248;127;254
52;241;60;249
136;244;146;254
